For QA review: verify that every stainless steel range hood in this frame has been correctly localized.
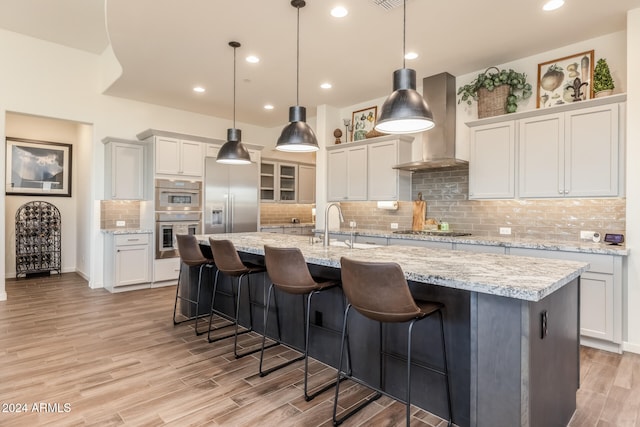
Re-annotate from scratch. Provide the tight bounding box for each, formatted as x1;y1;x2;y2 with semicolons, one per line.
393;72;468;171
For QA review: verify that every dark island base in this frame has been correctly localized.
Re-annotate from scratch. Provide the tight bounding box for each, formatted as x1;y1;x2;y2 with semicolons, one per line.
177;248;578;427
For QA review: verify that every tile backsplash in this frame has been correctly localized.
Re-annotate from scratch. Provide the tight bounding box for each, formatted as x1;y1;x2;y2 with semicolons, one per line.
100;200;141;229
260;203;315;225
338;165;626;242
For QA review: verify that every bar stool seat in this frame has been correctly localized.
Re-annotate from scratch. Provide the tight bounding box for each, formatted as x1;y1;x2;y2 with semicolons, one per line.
207;238;271;359
260;245;346;402
333;257;453;426
173;234;215;335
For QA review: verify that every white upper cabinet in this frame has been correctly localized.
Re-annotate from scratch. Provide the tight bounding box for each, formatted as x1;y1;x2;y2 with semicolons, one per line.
467;95;625;200
260;160;300;203
519;104;620;198
519;114;564;198
297;164;316;204
327;145;367;201
564;104;619;197
103;138;146;200
469;122;515;199
154;136;203;178
327;135;412;201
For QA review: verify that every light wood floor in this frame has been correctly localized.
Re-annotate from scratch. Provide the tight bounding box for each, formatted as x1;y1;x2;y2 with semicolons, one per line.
0;273;638;426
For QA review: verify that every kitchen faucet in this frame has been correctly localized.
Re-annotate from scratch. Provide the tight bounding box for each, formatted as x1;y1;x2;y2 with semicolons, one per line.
323;202;344;247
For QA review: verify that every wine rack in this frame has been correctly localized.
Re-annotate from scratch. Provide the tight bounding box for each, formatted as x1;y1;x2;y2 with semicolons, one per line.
15;201;62;277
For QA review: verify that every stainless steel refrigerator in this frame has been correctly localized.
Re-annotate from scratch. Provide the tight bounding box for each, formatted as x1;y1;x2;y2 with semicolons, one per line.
204;157;259;234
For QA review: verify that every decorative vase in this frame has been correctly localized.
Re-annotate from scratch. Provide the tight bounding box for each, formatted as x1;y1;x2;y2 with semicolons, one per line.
594;89;613;98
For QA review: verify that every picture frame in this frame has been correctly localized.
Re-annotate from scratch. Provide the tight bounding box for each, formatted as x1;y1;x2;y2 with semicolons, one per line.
536;50;594;108
351;106;377;141
5;137;72;197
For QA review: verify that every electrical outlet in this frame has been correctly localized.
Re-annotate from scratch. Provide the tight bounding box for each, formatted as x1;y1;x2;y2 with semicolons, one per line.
580;230;596;240
499;227;511;235
116;220;126;227
349;221;357;228
390;223;399;229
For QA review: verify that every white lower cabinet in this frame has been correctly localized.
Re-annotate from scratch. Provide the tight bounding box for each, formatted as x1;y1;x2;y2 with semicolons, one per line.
509;247;622;352
154;257;181;283
104;233;152;291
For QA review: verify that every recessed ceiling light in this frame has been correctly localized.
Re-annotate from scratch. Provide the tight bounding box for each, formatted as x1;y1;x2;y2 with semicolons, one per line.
404;52;418;60
246;55;260;63
193;86;205;93
264;104;274;110
331;6;348;18
320;82;332;89
543;0;565;11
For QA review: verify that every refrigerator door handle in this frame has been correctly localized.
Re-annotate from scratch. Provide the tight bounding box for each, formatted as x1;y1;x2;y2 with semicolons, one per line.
229;193;235;233
224;194;229;233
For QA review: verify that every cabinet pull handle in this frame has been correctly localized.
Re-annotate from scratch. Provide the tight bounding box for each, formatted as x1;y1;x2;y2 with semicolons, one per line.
127;238;140;242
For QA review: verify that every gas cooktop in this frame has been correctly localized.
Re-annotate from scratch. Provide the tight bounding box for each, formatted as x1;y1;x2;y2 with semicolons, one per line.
393;230;472;237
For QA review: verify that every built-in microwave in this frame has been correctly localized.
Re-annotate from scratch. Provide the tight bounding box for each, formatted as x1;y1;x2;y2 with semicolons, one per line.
155;179;202;211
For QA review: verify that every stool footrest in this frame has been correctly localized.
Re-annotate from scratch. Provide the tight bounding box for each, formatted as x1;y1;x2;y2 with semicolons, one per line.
259;351;305;377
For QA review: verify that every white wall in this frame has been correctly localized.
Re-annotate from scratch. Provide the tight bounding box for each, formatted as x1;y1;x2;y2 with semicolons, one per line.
625;9;640;353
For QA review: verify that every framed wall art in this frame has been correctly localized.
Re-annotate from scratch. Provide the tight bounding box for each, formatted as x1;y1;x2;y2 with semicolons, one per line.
536;50;594;108
351;106;377;141
5;137;72;197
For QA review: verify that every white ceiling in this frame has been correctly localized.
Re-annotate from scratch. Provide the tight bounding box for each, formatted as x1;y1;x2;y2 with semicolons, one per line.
1;0;639;128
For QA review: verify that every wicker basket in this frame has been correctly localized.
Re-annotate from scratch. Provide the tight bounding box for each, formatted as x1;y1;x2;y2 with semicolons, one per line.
477;84;510;119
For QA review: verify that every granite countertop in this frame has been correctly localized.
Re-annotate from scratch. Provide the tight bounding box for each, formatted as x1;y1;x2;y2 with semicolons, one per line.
101;229;153;235
197;232;589;302
319;228;629;256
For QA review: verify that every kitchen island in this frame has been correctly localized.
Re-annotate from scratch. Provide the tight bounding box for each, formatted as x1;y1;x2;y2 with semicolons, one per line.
192;232;589;427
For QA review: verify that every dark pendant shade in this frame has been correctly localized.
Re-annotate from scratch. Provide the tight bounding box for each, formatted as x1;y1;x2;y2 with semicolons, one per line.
375;68;435;134
217;128;251;165
276;106;319;152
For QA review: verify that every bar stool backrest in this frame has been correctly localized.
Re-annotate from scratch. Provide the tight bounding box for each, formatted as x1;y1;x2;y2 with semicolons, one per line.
209;238;247;275
264;245;318;295
340;257;421;323
176;234;210;266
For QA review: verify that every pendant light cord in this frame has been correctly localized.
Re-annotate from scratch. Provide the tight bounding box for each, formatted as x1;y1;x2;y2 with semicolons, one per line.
402;0;406;69
296;4;300;106
233;44;237;128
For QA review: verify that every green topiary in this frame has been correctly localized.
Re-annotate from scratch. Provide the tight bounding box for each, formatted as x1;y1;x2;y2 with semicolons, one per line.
593;58;615;93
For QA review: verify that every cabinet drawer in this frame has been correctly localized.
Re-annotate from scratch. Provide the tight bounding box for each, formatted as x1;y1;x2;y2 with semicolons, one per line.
509;248;613;274
154;258;181;282
115;234;150;246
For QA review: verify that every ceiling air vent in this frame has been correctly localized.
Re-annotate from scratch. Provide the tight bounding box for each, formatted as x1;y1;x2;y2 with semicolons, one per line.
370;0;405;11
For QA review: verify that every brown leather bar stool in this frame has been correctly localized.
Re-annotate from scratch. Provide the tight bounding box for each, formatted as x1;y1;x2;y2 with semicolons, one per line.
173;234;215;335
207;238;271;359
260;245;346;402
333;257;453;427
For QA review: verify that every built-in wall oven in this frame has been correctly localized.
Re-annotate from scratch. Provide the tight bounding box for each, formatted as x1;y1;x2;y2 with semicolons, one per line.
155;212;201;259
154;179;203;259
155;179;202;211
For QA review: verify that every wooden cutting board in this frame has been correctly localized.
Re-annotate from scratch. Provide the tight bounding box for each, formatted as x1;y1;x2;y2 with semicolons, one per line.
412;200;426;231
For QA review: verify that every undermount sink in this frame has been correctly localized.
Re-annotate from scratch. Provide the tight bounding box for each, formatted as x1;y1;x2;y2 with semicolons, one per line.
329;240;382;249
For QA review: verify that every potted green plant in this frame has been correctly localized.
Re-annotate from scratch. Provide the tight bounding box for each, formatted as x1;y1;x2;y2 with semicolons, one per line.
457;67;533;118
593;58;615;98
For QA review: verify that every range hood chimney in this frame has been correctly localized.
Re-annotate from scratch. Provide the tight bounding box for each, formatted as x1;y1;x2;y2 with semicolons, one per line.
393;72;468;171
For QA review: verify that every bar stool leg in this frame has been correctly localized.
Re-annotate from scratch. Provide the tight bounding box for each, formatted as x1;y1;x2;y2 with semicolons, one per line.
407;319;418;426
332;304;381;426
438;309;453;427
194;264;207;335
259;284;301;376
233;273;263;358
172;264;183;325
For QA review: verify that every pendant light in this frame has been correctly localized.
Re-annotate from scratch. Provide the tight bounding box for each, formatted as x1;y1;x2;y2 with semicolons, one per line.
374;0;435;134
276;0;319;152
217;41;251;165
